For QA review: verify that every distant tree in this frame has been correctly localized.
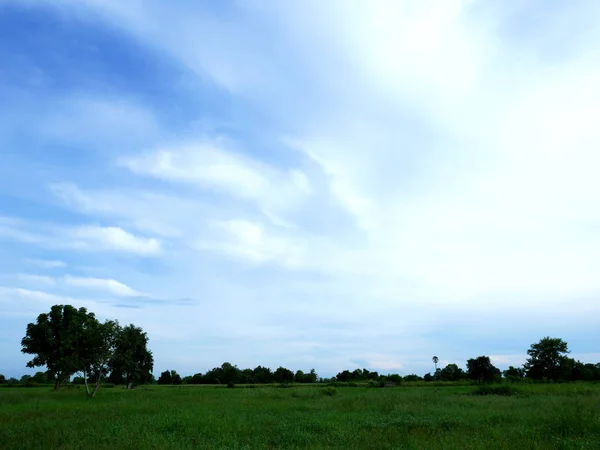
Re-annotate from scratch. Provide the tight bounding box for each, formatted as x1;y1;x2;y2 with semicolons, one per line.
524;337;569;381
440;363;466;381
182;376;193;384
158;370;172;385
335;370;352;382
503;366;525;381
252;366;273;384
191;373;204;384
251;366;268;383
20;375;32;384
0;374;5;384
273;366;294;383
432;356;439;372
7;377;18;385
423;373;433;382
72;376;85;385
404;374;422;382
171;370;182;385
241;368;254;384
31;371;48;384
109;325;154;388
466;356;501;383
387;374;403;384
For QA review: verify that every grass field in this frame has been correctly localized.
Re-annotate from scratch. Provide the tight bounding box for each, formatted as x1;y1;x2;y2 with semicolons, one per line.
1;383;599;449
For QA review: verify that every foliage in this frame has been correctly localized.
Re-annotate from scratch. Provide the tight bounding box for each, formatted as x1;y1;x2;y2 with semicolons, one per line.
0;374;5;384
108;324;154;388
21;305;92;390
524;337;570;381
21;304;153;396
466;356;501;383
439;363;467;381
158;370;182;385
404;374;422;382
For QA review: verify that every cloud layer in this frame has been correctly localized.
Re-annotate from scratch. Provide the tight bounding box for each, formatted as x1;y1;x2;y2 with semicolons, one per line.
1;0;599;377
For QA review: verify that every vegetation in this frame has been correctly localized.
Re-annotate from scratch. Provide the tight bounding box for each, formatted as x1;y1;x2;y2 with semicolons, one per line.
0;383;598;449
20;305;153;396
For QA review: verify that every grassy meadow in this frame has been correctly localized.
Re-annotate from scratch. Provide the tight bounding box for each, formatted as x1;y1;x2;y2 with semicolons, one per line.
1;383;599;449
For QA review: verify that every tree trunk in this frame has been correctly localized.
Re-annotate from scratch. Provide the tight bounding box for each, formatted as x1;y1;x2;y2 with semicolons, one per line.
54;379;61;391
91;379;101;398
83;368;92;397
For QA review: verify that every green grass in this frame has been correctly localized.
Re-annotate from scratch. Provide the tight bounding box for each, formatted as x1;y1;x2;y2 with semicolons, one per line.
1;383;599;449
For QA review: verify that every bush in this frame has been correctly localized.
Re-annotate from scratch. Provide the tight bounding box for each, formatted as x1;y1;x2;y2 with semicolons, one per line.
227;381;235;389
321;386;338;396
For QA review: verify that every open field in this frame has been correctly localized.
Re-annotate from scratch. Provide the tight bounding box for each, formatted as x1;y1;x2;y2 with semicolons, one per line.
1;383;599;449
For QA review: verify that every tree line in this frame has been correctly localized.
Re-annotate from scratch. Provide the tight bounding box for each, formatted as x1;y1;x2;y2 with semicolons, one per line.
1;305;598;396
150;337;600;387
156;363;318;386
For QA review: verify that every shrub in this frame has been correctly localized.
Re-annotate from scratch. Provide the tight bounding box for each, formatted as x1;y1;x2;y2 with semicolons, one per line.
321;386;338;396
227;381;235;389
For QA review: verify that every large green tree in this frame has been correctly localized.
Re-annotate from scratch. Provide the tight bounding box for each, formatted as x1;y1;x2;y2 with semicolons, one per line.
109;324;154;388
21;305;93;390
524;337;569;381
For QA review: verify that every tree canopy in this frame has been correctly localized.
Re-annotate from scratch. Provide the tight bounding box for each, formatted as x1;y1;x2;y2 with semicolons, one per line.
524;337;569;381
466;356;501;383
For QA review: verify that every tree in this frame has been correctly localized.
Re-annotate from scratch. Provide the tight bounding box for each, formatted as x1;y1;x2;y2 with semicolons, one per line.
20;375;32;384
440;363;466;381
252;366;273;384
109;325;154;388
466;356;501;383
79;319;121;397
524;337;569;381
31;371;48;384
404;374;422;382
158;370;173;385
273;366;294;383
0;374;5;384
503;366;525;381
432;356;439;372
171;370;182;385
21;305;92;390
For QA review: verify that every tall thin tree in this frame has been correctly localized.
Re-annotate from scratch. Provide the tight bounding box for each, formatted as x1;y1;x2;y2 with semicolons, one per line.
432;356;439;372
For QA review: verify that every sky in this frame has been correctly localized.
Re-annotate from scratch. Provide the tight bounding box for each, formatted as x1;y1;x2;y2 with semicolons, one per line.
1;0;600;379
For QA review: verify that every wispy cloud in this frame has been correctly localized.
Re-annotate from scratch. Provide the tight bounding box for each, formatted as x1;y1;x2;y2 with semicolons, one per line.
25;259;67;269
63;275;141;297
70;225;161;256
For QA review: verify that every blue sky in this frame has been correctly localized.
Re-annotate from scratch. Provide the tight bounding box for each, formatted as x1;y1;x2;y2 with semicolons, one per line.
1;0;600;379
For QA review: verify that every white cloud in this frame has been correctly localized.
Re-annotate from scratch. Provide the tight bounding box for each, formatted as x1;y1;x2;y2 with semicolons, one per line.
70;226;161;256
25;259;67;269
119;139;313;219
63;275;141;297
11;274;56;286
